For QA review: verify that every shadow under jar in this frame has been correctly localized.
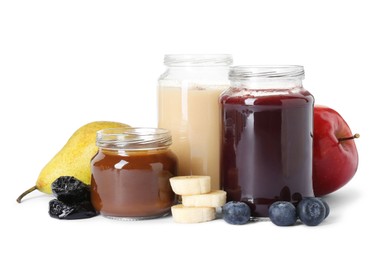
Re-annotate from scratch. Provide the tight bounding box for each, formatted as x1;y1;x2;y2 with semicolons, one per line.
220;65;314;218
91;127;177;220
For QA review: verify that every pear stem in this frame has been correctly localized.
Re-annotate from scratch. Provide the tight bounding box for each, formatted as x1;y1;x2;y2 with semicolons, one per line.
16;186;37;203
338;133;360;142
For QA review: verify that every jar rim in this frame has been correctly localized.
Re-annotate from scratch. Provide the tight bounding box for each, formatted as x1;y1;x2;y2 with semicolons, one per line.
229;65;305;80
164;54;233;67
96;127;172;150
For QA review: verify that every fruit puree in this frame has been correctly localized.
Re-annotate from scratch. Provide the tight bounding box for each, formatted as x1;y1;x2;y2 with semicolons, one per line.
158;54;232;190
91;140;177;219
220;87;314;217
158;85;227;190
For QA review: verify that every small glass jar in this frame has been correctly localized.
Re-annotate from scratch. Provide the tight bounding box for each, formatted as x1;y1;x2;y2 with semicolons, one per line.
158;54;232;190
90;127;177;220
220;65;314;217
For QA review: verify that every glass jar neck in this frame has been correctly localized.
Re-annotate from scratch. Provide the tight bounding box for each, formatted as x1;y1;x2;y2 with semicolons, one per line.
229;65;304;90
96;127;172;151
160;54;232;84
164;54;233;67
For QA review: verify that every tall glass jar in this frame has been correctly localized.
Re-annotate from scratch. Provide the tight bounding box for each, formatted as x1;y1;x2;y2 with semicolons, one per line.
158;54;232;190
90;127;177;220
220;65;314;217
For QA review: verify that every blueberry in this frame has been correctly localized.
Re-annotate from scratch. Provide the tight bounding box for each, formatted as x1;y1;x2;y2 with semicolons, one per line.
297;197;326;226
318;198;330;219
222;201;251;225
268;201;297;226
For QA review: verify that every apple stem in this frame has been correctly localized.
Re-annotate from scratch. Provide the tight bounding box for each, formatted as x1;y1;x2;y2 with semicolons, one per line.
338;133;360;142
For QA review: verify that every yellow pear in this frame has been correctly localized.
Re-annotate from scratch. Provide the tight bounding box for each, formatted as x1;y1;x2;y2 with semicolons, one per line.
16;121;129;203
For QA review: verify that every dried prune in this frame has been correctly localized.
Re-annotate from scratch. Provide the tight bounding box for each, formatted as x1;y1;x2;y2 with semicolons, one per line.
49;199;98;220
51;176;90;203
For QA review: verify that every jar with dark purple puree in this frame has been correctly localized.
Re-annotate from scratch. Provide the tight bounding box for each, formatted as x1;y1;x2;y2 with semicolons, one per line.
220;66;314;218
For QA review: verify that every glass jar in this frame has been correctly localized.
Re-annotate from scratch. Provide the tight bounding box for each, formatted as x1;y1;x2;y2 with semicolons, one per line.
220;65;314;217
90;127;177;220
158;54;233;190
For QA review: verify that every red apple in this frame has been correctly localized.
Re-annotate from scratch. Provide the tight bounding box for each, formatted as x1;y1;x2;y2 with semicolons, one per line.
313;105;359;197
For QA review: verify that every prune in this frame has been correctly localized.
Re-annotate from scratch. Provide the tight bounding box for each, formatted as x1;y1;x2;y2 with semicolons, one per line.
51;176;90;203
49;199;98;220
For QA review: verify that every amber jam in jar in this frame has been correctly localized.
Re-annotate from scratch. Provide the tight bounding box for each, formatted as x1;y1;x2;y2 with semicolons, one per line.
90;127;177;220
220;66;314;217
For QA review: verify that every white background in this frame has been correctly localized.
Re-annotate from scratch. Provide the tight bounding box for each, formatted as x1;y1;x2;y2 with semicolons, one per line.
1;0;390;259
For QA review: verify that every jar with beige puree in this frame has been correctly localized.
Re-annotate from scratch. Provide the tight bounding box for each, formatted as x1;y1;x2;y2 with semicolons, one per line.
158;54;233;190
90;127;177;220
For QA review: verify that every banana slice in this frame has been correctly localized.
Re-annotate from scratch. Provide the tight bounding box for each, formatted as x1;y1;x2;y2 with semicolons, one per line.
182;190;227;208
171;204;216;223
169;175;211;195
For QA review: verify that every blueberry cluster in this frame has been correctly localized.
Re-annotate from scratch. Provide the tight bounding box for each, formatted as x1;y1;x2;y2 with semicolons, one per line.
49;176;98;220
269;197;329;226
222;197;329;226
